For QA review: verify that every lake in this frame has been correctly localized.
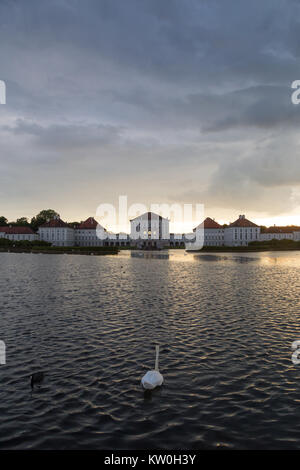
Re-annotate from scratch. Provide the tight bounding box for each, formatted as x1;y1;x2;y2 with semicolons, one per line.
1;250;300;449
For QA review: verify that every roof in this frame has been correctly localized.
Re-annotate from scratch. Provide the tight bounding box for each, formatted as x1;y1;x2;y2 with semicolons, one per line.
229;215;258;228
5;226;35;234
193;217;222;231
0;226;7;232
261;226;300;234
78;217;102;230
40;217;69;228
130;212;168;222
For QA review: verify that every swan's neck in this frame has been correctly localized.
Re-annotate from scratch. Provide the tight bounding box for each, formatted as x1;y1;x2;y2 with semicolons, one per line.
155;345;159;371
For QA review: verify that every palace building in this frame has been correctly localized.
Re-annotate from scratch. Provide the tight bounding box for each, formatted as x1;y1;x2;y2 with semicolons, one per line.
6;211;298;248
0;226;38;242
260;226;299;241
130;212;170;249
75;217;106;247
38;216;75;246
194;217;225;247
224;215;260;247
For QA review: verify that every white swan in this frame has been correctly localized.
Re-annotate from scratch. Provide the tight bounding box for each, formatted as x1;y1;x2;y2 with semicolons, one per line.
141;345;164;390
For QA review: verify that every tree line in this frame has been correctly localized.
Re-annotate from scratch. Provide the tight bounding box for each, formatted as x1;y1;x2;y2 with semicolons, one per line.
0;209;61;231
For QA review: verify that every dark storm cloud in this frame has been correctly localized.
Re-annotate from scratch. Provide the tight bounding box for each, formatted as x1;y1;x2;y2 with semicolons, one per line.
1;0;300;220
4;119;124;148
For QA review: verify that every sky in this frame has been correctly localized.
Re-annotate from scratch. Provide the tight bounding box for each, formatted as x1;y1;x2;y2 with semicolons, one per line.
1;0;300;232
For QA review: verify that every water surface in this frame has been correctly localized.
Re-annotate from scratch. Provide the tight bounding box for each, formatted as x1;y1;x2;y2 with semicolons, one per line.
1;250;300;449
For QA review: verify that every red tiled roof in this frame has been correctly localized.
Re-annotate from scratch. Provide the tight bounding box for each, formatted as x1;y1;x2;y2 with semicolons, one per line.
194;217;222;231
5;226;35;234
262;226;300;234
0;226;7;232
40;217;69;228
229;215;258;228
78;217;98;229
203;217;222;229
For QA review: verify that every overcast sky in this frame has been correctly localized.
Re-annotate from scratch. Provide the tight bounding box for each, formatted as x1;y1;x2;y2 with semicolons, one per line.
1;0;300;229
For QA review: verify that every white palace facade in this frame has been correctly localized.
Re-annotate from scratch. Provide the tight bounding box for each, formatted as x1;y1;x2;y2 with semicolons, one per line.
0;226;38;242
39;217;76;246
193;217;225;247
1;212;300;248
38;216;131;247
224;215;260;246
130;212;170;249
193;215;260;247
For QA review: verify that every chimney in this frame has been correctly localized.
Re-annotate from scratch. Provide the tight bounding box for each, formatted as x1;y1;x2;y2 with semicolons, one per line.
239;215;245;219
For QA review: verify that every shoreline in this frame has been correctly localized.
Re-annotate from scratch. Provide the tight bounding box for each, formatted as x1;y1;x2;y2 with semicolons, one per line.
2;246;300;256
186;247;300;253
0;247;119;256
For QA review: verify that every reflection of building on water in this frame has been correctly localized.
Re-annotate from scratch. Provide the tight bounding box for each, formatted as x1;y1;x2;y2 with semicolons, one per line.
194;254;259;263
131;251;169;259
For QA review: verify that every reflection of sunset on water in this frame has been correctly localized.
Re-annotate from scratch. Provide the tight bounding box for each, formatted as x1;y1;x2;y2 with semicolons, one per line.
121;249;300;266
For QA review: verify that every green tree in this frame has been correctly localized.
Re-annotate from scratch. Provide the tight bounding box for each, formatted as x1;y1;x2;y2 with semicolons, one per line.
10;217;30;226
30;209;59;231
0;216;7;226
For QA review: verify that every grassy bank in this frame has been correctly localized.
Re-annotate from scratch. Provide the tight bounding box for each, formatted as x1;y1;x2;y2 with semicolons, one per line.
0;240;119;255
0;247;119;255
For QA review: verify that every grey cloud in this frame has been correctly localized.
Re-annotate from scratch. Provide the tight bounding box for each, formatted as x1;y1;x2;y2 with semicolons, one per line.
4;119;124;149
181;129;300;214
201;86;300;132
0;0;300;221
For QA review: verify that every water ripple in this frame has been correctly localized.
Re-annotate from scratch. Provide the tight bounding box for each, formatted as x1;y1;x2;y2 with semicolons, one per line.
1;251;300;449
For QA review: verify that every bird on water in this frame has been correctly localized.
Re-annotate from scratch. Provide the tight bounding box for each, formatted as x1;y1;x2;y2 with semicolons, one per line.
141;345;164;390
30;372;45;389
